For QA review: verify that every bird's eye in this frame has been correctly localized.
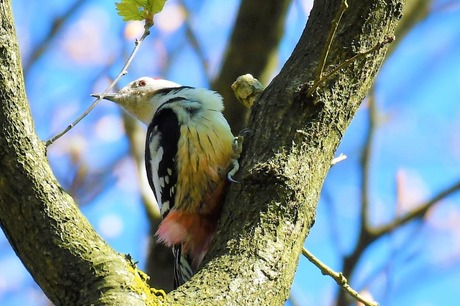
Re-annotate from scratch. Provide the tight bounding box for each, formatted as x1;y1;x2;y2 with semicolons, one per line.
138;80;147;87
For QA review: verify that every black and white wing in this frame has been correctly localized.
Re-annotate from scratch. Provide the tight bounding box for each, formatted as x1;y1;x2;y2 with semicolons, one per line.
145;107;180;218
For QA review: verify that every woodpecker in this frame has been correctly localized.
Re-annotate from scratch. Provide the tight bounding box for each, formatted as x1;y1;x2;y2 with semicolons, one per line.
95;77;238;288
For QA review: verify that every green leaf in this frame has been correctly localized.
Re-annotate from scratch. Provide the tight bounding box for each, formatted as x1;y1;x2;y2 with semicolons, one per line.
149;0;167;14
115;0;167;22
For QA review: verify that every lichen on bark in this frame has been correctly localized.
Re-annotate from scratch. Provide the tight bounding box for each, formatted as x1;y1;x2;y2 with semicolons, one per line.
0;0;404;305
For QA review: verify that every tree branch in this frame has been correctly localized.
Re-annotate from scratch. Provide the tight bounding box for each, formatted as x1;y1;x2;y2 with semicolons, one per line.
1;0;404;304
0;1;160;304
313;0;348;87
338;91;379;306
46;25;152;146
122;113;175;291
336;3;436;302
362;92;378;231
372;179;460;236
170;0;404;304
302;248;378;306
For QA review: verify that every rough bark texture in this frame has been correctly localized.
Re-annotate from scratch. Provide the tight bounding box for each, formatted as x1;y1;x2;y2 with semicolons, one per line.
0;1;156;305
150;0;292;291
171;0;404;304
0;0;403;305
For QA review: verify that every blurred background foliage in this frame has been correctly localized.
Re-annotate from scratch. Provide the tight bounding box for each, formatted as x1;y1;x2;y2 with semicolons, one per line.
2;0;460;305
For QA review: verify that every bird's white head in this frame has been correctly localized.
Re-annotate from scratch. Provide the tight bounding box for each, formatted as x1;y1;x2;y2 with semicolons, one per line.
95;77;181;125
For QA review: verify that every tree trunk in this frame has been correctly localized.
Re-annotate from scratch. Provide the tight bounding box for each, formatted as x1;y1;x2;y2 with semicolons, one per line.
171;0;404;304
0;1;154;305
0;0;404;305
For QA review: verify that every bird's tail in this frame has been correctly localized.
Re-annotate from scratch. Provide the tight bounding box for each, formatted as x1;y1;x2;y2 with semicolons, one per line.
156;210;218;288
172;245;194;288
156;210;217;267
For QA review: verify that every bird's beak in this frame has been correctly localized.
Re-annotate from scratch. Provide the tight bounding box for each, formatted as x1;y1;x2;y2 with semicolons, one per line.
91;93;118;102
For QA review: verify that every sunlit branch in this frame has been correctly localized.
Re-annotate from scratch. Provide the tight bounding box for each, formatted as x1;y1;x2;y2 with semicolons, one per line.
331;153;347;166
302;248;379;306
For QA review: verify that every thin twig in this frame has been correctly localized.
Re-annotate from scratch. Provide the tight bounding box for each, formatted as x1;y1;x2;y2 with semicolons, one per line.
45;25;152;147
331;153;347;166
302;248;379;306
307;35;395;96
314;0;349;83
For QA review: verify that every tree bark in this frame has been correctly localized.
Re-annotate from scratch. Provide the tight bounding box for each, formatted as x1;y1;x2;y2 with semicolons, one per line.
171;0;404;304
149;0;293;291
0;0;404;305
0;1;155;305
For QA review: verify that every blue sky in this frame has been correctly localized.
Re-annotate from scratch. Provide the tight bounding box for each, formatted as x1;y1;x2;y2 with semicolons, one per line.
2;0;460;305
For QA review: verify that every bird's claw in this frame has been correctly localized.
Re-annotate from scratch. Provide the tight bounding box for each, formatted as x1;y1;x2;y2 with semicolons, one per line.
227;134;246;183
227;159;240;183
